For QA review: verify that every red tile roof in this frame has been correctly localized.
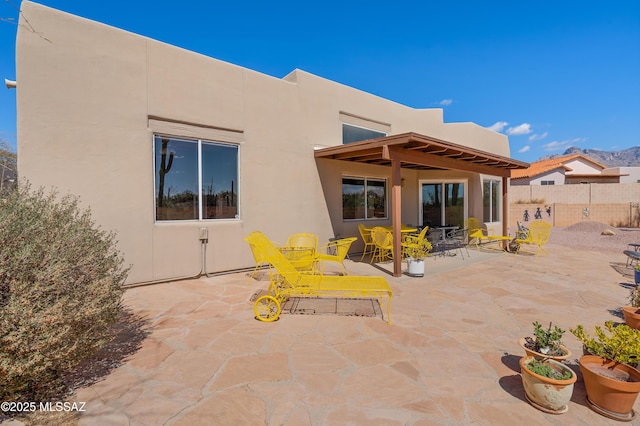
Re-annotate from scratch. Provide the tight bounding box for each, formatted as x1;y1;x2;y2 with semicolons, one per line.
510;154;606;179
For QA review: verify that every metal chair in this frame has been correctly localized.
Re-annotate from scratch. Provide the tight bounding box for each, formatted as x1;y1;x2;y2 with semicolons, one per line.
358;223;376;261
514;220;551;257
370;226;393;263
401;226;430;259
316;237;357;275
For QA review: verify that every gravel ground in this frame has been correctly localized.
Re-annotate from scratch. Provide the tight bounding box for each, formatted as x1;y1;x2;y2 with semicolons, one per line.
546;221;640;254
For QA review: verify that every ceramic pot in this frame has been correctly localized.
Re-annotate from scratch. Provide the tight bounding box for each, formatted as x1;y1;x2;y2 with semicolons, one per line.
623;306;640;330
579;355;640;422
518;337;571;361
519;356;576;414
406;258;425;277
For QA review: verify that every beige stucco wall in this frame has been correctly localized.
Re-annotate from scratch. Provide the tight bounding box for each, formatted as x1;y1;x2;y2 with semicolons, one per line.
16;2;512;283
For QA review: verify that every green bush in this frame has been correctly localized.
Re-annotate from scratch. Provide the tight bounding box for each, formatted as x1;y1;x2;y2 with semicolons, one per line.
0;185;129;402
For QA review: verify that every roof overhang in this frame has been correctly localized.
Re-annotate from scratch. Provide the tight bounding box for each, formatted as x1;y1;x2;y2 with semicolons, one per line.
314;132;529;178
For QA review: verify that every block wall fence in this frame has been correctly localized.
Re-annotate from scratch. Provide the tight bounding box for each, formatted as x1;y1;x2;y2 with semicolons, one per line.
509;183;640;228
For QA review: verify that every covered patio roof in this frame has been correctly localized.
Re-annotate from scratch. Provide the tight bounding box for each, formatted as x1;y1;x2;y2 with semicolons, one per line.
314;132;528;176
314;132;529;277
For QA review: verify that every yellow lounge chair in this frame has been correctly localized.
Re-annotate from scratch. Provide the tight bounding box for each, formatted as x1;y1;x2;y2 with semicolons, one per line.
245;231;393;324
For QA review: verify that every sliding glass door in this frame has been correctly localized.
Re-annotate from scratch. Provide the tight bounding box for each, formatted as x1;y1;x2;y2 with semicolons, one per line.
420;181;467;228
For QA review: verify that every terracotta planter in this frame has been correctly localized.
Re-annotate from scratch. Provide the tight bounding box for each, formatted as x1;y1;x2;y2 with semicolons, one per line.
518;337;571;362
579;355;640;422
623;306;640;330
519;356;576;414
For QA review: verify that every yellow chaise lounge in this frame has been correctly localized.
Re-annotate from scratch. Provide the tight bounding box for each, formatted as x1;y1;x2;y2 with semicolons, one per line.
245;231;393;324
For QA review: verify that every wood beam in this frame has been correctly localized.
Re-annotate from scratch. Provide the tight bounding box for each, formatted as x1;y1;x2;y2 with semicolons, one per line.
384;146;511;177
391;158;402;277
502;176;509;249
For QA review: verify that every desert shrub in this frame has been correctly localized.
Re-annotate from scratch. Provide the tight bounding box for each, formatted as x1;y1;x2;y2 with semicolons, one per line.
0;185;129;402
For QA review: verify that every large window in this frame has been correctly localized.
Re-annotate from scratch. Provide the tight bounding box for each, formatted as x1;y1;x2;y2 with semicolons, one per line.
483;179;500;222
342;123;386;144
154;135;239;221
342;176;387;220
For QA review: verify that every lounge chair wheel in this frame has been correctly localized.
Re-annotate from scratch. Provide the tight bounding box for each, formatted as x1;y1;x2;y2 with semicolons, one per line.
254;295;281;322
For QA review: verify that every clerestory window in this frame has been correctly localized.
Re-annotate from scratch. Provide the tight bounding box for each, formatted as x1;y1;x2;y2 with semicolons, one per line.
342;123;387;144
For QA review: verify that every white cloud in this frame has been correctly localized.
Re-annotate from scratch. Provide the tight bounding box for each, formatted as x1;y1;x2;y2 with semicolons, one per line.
528;131;548;141
487;121;508;132
518;145;530;153
438;99;453;106
506;123;532;136
543;138;585;152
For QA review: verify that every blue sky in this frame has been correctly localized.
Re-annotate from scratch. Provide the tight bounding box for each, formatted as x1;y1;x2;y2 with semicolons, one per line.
1;0;638;163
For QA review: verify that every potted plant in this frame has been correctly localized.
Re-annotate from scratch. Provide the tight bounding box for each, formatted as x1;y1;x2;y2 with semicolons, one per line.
570;321;640;421
519;356;577;414
623;286;640;330
518;321;571;361
404;239;432;277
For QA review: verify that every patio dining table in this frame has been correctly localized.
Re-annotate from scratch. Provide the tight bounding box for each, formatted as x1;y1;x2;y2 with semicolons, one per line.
363;224;418;237
430;226;460;257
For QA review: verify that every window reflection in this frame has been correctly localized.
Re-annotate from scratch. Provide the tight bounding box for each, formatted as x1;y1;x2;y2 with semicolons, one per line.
155;137;198;220
342;124;386;144
154;135;239;221
202;142;238;219
342;177;387;220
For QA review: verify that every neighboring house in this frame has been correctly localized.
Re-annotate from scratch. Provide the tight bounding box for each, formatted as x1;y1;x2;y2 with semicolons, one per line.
510;154;633;185
14;2;527;281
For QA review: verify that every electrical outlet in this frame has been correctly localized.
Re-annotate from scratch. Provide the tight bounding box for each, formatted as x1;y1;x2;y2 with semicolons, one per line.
199;228;208;240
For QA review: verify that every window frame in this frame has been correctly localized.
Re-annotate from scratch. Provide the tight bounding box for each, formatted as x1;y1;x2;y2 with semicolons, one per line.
342;123;387;144
153;134;240;222
483;178;501;223
419;179;468;228
341;175;388;221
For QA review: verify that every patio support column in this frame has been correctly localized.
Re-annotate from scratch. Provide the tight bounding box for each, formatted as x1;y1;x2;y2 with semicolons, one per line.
502;176;509;249
391;157;402;277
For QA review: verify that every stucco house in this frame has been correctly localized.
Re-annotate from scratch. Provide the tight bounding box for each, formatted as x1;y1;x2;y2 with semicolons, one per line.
511;154;637;185
14;1;527;281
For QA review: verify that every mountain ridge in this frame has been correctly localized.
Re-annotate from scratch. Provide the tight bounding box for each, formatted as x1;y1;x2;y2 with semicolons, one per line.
540;146;640;167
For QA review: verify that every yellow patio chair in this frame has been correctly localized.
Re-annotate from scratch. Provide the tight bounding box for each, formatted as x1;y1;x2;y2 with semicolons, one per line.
370;226;393;263
514;220;551;257
316;237;357;275
466;217;483;246
466;217;510;252
401;226;429;259
358;223;376;261
282;232;319;271
286;233;318;251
